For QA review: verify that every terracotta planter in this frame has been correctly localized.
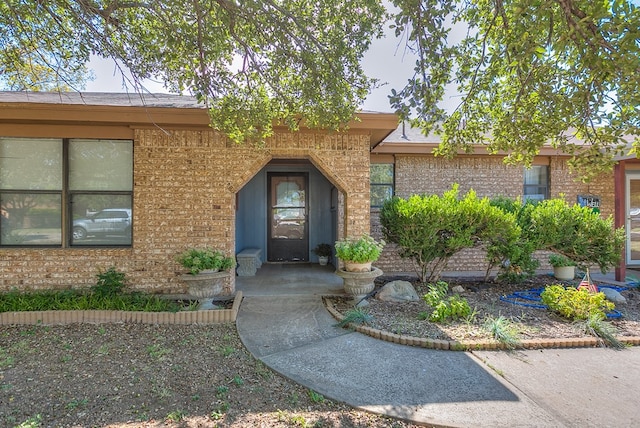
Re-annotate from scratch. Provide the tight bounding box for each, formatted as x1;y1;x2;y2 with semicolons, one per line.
336;267;383;303
180;271;230;309
553;266;575;281
343;261;372;272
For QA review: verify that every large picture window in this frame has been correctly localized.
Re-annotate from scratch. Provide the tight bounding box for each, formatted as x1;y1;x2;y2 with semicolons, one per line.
370;163;394;208
0;137;133;247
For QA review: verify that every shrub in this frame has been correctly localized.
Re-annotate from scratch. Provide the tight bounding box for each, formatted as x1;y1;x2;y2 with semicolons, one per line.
92;267;126;298
490;197;539;281
529;199;624;273
540;285;614;320
423;281;449;307
381;184;519;282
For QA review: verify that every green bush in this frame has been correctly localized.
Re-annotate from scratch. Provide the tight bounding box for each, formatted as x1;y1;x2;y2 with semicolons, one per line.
489;197;539;281
529;199;624;273
423;281;449;307
381;184;519;282
92;267;126;297
540;285;614;320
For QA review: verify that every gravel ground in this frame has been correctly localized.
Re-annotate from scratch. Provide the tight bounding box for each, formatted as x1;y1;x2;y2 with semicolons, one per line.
0;323;423;428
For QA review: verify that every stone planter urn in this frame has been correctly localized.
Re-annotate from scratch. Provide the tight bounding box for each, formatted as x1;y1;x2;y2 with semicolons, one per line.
343;261;372;272
336;267;383;304
180;270;230;310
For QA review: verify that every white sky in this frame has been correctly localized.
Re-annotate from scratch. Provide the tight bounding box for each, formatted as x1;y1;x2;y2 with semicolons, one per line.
84;20;464;114
84;40;415;113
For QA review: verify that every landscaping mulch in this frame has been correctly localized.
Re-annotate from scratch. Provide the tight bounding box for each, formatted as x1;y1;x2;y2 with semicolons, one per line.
329;274;640;343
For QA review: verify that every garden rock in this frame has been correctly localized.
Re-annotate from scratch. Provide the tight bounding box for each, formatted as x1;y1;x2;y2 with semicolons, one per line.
376;280;419;302
452;285;465;293
601;287;626;304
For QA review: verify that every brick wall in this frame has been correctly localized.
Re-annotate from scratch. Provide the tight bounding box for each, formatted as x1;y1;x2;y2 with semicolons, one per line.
0;129;372;292
372;154;614;276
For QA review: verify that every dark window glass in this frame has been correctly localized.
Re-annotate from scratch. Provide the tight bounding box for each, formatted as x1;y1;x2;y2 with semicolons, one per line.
523;166;549;201
0;137;133;247
371;164;394;208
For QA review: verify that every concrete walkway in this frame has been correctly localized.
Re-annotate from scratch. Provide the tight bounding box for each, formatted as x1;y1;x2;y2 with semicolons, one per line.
235;264;640;427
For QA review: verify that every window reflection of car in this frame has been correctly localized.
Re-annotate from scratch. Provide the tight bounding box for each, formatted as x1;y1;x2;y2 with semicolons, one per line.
273;210;305;239
72;209;131;240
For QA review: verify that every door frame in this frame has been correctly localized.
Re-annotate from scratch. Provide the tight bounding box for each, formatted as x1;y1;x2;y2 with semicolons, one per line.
626;172;640;265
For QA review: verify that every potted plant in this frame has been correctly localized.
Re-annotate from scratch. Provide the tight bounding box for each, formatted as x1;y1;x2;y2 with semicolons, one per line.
334;234;385;272
312;243;332;266
334;235;385;304
549;253;576;281
177;247;235;274
176;248;235;309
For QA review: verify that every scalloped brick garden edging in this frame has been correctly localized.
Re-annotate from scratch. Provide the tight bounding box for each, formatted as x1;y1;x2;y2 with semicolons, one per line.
324;298;640;351
0;292;242;326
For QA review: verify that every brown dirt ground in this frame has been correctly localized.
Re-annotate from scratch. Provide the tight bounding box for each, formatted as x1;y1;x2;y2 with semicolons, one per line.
1;275;638;428
1;322;421;428
330;274;640;343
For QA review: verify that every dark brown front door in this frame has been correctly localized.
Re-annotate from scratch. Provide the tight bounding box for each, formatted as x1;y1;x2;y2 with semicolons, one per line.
267;173;308;262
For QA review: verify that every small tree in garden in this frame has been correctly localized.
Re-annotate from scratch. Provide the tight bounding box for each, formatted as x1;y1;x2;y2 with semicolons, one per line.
380;185;519;282
529;199;625;273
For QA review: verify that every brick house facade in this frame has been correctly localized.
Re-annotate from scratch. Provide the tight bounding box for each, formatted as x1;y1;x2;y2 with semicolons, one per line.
370;125;619;277
0;93;635;291
0;92;397;293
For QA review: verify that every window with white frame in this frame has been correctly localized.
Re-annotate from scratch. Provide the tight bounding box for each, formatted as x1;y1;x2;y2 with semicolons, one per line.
523;165;549;201
370;163;394;208
0;137;133;247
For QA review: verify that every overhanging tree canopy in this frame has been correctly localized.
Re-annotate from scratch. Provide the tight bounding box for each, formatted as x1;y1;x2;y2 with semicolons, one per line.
2;1;639;178
0;0;385;142
390;0;640;181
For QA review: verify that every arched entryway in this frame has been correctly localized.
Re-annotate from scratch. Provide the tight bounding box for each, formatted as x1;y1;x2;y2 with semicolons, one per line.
236;159;338;264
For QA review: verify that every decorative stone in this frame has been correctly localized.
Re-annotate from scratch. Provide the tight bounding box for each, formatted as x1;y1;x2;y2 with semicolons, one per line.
601;287;626;304
451;285;465;293
376;280;419;302
336;267;383;303
236;248;261;276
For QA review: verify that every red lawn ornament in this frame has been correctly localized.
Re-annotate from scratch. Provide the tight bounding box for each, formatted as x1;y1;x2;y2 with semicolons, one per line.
577;268;599;293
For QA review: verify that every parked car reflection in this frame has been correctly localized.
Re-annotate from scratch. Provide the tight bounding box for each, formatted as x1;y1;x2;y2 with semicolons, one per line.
272;208;305;239
73;208;131;241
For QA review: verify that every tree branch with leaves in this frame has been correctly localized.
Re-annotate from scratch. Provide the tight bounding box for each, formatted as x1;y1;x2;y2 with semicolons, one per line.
391;0;640;181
